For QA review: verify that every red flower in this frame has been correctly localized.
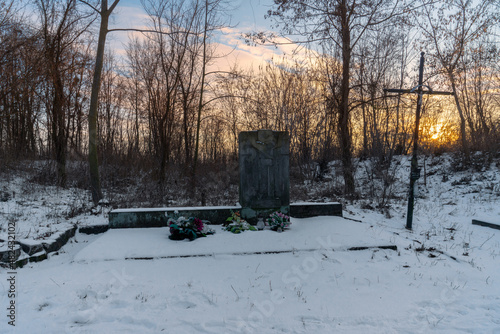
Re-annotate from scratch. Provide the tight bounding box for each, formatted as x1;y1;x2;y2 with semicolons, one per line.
193;218;204;232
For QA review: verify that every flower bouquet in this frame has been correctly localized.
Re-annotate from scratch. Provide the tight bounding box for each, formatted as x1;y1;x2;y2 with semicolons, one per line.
168;216;215;241
266;211;291;232
223;211;257;234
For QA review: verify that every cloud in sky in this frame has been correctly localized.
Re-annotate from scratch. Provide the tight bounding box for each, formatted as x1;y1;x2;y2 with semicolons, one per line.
212;27;276;71
106;1;313;72
106;4;151;59
209;27;315;73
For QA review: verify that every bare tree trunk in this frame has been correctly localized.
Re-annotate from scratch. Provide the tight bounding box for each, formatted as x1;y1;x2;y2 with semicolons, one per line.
339;0;355;195
448;70;469;158
192;0;209;190
53;72;67;187
88;0;120;205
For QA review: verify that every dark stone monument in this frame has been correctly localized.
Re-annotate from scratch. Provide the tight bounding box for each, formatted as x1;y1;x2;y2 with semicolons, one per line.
239;130;290;222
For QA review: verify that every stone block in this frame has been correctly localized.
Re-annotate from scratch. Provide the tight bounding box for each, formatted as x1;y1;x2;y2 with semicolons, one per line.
290;202;343;218
79;224;110;234
42;225;77;253
239;130;289;218
18;239;45;256
0;244;21;263
29;251;48;263
109;206;241;228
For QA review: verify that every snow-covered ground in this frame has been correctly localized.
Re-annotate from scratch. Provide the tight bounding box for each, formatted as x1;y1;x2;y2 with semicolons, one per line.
1;154;499;333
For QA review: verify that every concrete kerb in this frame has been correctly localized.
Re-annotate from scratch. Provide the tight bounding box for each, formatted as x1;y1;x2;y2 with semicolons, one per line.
107;203;343;229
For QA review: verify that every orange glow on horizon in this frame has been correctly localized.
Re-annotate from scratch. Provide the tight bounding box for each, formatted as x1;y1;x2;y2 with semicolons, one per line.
430;123;444;140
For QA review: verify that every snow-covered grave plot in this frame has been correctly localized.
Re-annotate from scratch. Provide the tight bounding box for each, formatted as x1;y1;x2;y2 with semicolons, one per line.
1;153;500;333
2;213;500;334
73;217;396;262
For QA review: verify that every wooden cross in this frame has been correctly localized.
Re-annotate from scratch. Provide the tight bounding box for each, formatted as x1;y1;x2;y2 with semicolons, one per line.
384;52;454;230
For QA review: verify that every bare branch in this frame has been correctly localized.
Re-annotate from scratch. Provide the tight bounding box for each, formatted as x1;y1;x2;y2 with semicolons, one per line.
107;27;201;36
77;0;101;14
109;0;120;13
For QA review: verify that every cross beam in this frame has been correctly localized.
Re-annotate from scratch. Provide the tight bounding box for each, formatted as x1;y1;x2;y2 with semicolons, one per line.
384;52;454;230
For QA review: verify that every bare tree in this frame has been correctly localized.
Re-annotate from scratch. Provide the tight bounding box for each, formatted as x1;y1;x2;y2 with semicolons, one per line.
36;0;94;187
268;0;401;196
414;0;499;158
0;21;42;159
98;50;126;158
79;0;120;204
124;44;147;157
456;38;499;152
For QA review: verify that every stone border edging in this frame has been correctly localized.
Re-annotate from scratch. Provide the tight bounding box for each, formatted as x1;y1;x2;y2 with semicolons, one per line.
0;225;77;268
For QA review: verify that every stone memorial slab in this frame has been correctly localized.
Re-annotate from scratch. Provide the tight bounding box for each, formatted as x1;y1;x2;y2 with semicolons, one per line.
239;130;290;221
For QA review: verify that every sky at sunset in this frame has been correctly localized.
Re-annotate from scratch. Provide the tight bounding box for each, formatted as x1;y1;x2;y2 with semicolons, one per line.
106;0;286;72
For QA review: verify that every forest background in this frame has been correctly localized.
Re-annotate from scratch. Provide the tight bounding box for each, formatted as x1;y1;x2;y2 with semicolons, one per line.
1;0;499;208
